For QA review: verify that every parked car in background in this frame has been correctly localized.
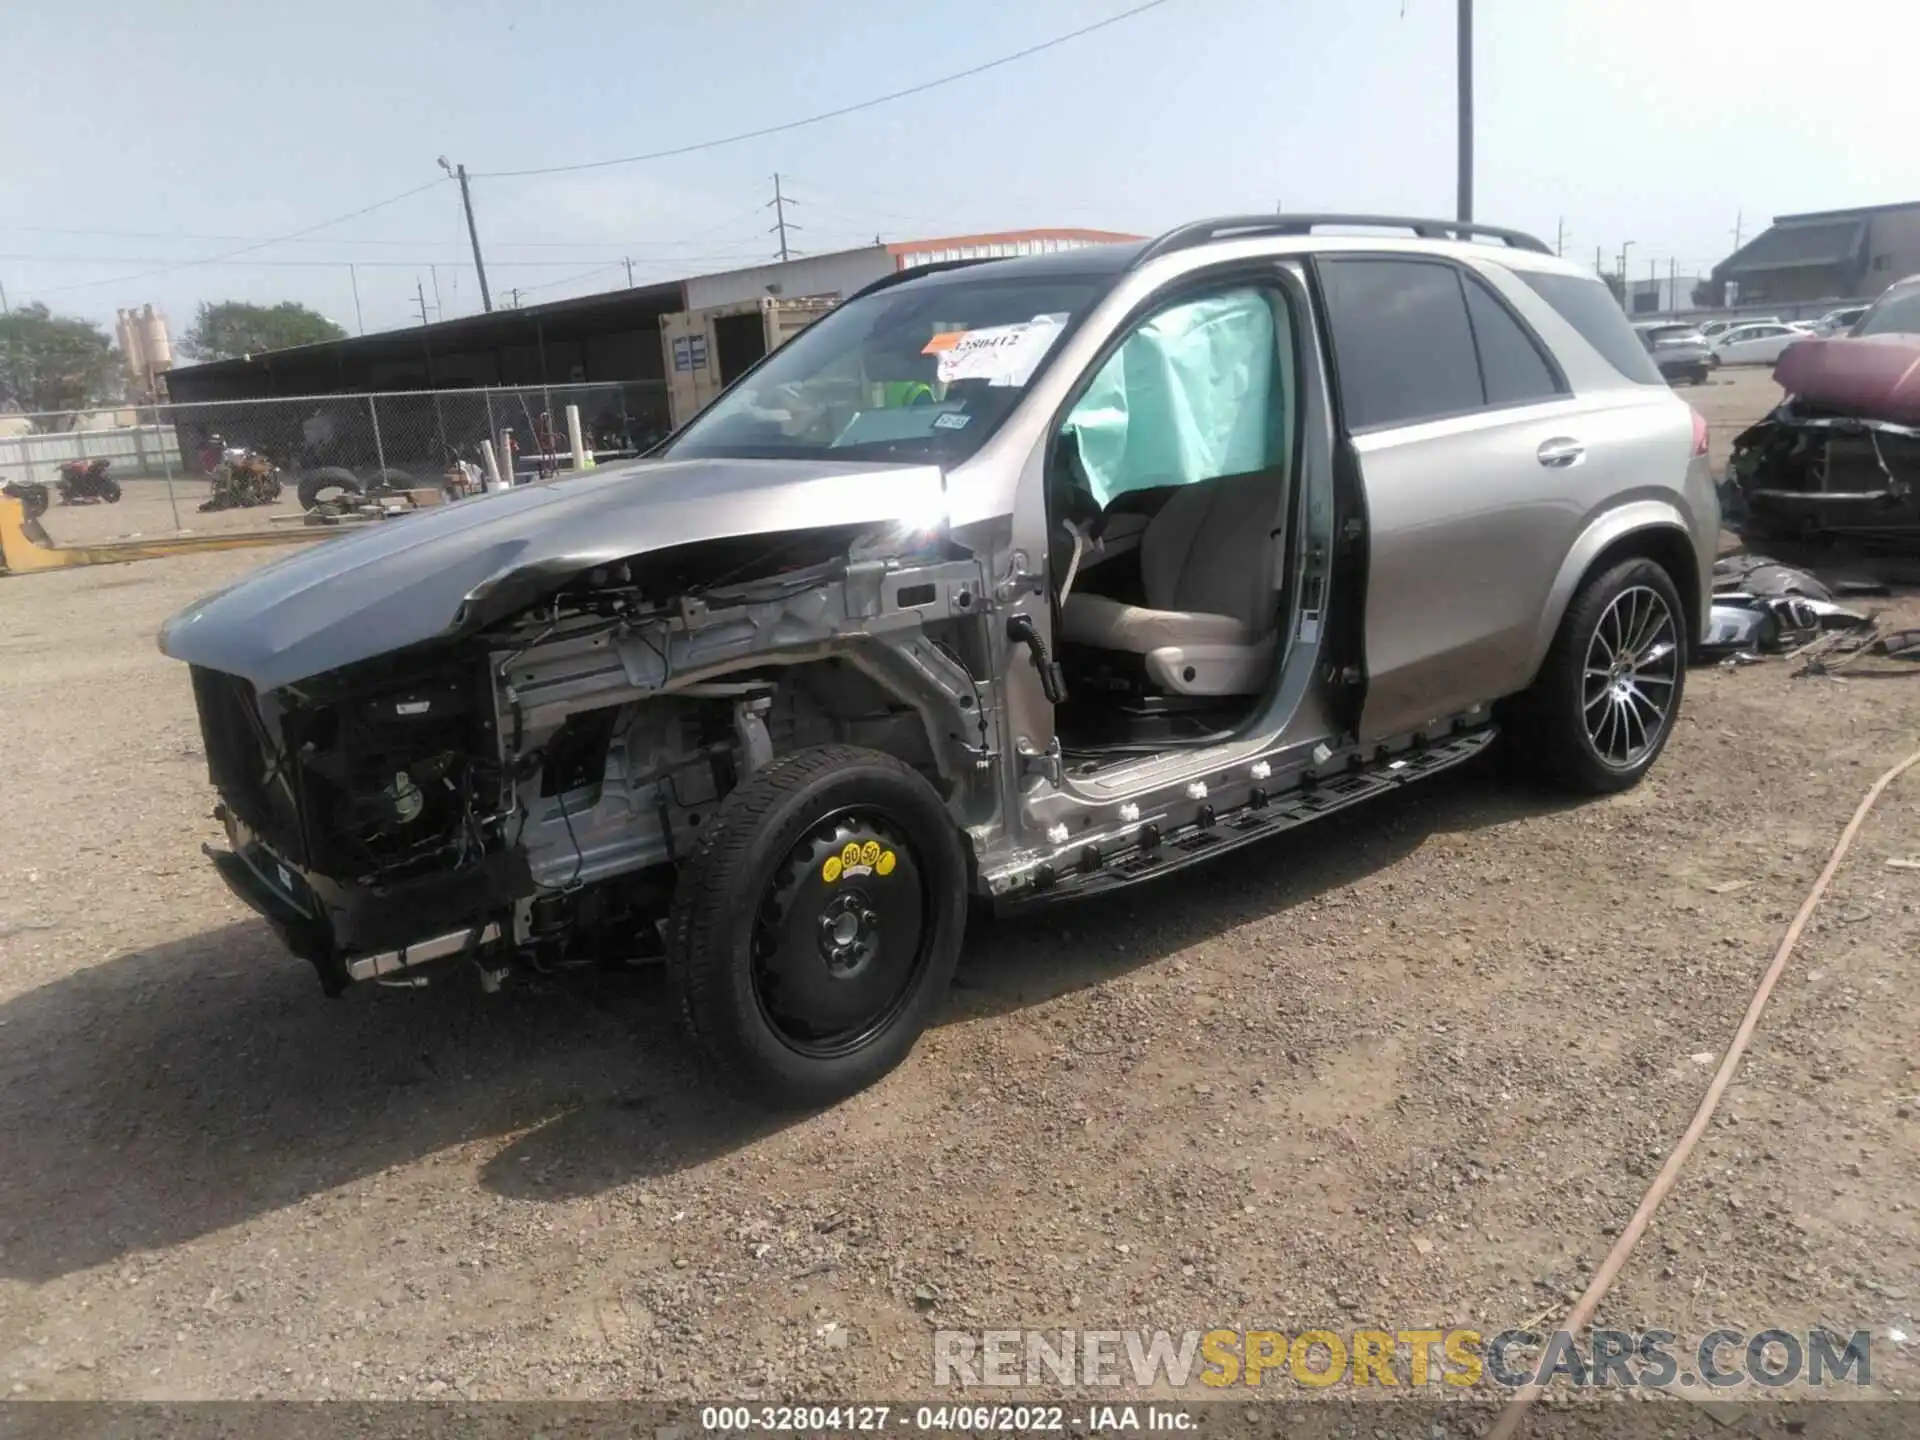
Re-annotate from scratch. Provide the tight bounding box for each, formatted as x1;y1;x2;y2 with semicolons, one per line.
1699;316;1781;342
1807;304;1870;337
1710;321;1812;367
1633;321;1711;386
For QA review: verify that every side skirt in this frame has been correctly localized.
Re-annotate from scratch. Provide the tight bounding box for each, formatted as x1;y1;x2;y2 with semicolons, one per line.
992;726;1496;912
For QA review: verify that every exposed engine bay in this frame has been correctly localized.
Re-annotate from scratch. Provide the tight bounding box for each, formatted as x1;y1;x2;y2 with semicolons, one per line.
1726;331;1920;548
191;523;1000;995
1728;400;1920;546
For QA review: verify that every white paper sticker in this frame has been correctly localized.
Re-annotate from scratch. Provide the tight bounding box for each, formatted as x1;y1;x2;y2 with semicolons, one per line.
932;411;972;430
933;314;1068;388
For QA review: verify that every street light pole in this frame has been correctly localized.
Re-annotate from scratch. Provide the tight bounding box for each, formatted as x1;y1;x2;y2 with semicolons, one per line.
1618;241;1635;308
1456;0;1473;224
438;156;493;314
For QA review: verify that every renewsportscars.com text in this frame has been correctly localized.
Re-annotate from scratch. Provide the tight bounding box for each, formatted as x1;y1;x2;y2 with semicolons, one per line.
932;1327;1873;1390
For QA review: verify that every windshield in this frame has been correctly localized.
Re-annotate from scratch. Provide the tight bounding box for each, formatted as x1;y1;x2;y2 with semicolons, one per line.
663;271;1109;465
1856;287;1920;338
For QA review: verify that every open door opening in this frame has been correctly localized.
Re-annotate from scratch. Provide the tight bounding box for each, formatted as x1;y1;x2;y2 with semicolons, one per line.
1042;285;1298;763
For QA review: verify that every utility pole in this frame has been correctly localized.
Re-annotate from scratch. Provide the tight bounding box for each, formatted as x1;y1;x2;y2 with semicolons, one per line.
413;280;432;326
429;264;444;319
347;264;364;335
437;157;493;313
1732;209;1744;252
1618;241;1635;308
0;277;9;312
768;173;799;261
1455;0;1473;223
1669;256;1677;317
1555;218;1565;257
1595;245;1603;277
507;287;523;309
624;256;635;288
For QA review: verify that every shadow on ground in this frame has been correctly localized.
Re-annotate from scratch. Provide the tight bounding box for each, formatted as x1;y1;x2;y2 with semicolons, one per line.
0;757;1572;1282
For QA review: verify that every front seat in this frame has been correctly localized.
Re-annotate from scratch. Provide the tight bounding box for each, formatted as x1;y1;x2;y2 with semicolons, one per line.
1058;468;1283;696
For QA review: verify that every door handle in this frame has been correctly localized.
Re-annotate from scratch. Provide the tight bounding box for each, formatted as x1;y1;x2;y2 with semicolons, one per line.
1537;437;1585;468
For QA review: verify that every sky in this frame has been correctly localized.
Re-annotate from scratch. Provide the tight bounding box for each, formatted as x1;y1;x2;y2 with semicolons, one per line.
4;0;1916;341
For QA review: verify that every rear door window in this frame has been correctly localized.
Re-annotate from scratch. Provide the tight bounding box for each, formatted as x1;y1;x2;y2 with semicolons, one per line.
1318;258;1566;430
1317;259;1484;429
1511;270;1666;385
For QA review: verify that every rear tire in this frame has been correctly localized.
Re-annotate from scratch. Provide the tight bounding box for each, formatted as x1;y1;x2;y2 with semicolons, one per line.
1506;558;1688;794
666;745;967;1109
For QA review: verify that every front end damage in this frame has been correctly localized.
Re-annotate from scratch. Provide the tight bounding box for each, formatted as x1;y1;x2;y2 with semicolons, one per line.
182;521;999;995
1726;335;1920;545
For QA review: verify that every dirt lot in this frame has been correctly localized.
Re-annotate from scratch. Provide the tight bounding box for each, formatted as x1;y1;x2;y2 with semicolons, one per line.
5;383;1920;1413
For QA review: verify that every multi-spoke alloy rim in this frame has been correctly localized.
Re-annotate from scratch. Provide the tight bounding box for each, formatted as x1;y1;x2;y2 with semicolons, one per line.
1582;585;1678;768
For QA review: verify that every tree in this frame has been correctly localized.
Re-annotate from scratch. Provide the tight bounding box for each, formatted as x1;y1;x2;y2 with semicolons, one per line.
180;300;347;362
1691;279;1719;309
0;303;123;425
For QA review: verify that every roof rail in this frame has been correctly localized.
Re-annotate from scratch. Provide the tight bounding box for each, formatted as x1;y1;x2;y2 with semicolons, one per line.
1132;213;1554;267
841;255;998;305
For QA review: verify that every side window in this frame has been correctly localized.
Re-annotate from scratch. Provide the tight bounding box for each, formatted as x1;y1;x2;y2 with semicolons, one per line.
1461;274;1565;405
1318;259;1483;429
1062;287;1290;508
1512;269;1667;385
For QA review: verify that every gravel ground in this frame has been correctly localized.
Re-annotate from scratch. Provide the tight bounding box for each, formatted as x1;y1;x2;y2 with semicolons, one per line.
5;383;1919;1414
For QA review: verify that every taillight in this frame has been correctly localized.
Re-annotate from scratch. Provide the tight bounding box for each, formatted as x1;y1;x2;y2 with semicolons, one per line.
1690;407;1709;458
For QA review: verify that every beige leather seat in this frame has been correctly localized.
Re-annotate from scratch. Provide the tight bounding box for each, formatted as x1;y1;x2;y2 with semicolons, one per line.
1058;468;1283;696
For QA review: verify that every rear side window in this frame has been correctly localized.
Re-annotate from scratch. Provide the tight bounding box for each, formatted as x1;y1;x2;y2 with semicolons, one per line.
1318;258;1565;429
1461;275;1563;406
1513;270;1665;385
1318;259;1484;429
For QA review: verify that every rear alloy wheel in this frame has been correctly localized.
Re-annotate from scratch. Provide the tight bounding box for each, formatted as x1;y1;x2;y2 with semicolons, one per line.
1508;557;1688;794
667;745;966;1108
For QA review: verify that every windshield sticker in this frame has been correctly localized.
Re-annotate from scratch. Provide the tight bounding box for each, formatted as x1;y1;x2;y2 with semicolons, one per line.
921;331;966;355
932;411;971;430
933;313;1069;388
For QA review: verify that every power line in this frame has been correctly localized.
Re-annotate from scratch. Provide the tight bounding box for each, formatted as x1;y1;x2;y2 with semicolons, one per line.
472;0;1180;179
32;179;451;295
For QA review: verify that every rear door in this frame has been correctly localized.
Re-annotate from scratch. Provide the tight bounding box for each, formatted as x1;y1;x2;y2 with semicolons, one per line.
1314;255;1582;742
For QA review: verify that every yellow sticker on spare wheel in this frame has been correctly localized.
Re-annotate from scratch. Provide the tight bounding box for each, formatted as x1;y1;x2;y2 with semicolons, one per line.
822;856;843;883
840;841;862;869
876;849;897;876
860;840;882;867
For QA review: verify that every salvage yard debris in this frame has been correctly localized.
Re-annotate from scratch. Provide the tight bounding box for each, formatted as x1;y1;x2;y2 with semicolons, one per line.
1723;285;1920;549
1702;554;1871;659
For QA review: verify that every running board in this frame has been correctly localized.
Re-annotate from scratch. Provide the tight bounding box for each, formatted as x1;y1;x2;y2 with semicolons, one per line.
994;726;1497;911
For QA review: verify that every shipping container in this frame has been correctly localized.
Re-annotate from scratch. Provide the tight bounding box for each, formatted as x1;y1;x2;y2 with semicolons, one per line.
661;296;837;429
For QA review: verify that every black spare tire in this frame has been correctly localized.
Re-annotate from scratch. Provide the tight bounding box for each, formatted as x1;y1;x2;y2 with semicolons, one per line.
666;745;967;1109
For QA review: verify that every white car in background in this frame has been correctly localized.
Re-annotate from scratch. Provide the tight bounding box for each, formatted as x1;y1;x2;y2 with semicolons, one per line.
1807;304;1870;337
1699;316;1781;342
1710;321;1813;367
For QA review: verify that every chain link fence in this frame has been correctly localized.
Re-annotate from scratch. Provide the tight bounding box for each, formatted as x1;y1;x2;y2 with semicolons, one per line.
1;381;671;543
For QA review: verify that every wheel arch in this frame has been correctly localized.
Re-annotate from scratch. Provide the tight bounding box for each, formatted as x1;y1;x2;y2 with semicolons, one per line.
1527;505;1703;681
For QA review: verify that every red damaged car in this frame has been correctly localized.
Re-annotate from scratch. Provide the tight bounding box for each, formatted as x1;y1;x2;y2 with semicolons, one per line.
1727;274;1920;544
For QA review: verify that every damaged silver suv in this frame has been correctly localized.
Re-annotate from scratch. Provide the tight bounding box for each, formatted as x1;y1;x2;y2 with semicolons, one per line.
161;214;1717;1107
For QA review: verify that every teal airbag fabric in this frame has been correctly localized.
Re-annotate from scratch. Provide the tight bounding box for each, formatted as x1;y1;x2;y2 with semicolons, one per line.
1065;290;1278;507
